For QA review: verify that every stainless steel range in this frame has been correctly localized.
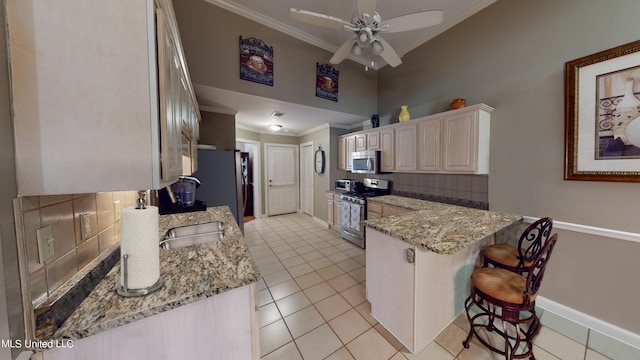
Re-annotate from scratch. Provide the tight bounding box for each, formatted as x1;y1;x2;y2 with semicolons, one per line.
340;178;390;248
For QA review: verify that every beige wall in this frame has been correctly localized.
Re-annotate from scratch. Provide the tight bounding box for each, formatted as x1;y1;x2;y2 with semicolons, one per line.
378;0;640;333
172;0;377;117
299;128;331;220
199;111;236;150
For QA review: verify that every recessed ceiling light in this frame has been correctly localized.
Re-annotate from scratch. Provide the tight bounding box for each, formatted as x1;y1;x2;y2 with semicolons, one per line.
269;124;282;131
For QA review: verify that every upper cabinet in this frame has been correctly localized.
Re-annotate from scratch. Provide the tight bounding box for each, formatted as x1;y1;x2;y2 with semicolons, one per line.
7;0;200;195
337;104;492;175
395;124;418;172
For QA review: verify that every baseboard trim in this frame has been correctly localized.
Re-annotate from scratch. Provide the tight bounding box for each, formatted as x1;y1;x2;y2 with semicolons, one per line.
523;216;640;244
537;296;640;350
313;217;329;228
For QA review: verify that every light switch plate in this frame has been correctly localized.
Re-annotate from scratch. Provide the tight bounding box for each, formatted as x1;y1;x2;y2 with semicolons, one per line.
36;225;55;263
113;200;121;221
80;213;91;240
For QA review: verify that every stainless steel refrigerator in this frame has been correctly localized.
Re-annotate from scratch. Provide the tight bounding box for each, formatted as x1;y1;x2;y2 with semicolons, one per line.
194;149;246;233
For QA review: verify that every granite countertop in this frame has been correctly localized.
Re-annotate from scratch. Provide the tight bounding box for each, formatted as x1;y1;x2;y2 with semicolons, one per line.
366;195;522;255
52;206;260;341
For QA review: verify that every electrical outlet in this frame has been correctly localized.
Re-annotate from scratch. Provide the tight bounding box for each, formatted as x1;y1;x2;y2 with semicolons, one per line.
36;225;55;263
113;200;121;221
80;213;91;240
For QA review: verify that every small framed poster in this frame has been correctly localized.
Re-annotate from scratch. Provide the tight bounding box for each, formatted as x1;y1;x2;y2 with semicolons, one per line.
316;63;338;102
239;36;273;86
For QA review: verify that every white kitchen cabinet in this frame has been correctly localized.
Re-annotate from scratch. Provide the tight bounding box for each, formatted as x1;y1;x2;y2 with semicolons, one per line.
325;191;343;232
366;228;489;355
7;0;200;195
327;192;334;227
441;108;490;173
417;118;440;172
338;137;347;171
42;284;258;360
355;134;367;151
366;131;381;150
380;128;395;172
337;134;357;171
333;194;343;232
395;124;418;171
346;136;356;171
367;202;408;218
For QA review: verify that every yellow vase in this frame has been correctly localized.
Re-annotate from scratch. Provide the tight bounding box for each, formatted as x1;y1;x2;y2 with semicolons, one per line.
399;105;411;122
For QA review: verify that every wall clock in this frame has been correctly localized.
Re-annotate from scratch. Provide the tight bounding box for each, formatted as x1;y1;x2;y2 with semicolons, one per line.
314;147;325;174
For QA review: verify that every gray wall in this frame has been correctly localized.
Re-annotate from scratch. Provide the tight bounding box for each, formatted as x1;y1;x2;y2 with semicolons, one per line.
378;0;640;333
299;127;331;220
172;0;378;117
0;0;23;358
199;111;236;150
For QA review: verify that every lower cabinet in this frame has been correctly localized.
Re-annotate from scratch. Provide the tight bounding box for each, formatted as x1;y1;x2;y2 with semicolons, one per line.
41;284;259;360
327;193;335;227
367;202;408;219
366;228;488;355
327;192;342;232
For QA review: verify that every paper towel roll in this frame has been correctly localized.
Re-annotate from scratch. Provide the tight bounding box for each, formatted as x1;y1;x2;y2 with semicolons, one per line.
120;205;160;290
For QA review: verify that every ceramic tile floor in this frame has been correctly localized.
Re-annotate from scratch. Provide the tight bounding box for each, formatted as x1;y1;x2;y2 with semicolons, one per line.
245;213;613;360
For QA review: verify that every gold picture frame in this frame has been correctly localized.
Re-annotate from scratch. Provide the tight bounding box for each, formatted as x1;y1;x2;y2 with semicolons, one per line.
565;39;640;182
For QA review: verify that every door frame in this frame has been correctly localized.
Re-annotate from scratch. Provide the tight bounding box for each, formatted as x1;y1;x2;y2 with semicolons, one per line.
236;138;261;219
300;141;314;217
263;143;299;217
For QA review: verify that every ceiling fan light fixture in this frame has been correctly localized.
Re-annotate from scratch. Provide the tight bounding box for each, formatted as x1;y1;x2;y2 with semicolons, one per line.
371;39;384;55
269;124;283;131
351;42;363;56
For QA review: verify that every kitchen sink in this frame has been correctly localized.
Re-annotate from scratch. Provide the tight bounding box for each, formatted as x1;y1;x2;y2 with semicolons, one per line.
160;222;224;249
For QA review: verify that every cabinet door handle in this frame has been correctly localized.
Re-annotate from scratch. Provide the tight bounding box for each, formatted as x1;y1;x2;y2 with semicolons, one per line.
406;248;415;264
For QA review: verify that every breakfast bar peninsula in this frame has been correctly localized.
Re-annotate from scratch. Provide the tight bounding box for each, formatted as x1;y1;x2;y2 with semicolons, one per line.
365;195;522;355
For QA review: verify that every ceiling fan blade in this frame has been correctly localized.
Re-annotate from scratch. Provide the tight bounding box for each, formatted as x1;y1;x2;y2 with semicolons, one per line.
382;10;444;33
357;0;377;17
290;8;351;30
330;38;356;65
375;36;402;67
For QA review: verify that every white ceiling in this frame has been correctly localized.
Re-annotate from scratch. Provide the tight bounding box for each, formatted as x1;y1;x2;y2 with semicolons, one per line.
195;0;496;136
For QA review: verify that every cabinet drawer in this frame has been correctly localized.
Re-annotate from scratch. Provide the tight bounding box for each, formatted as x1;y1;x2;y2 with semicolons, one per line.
383;205;409;217
368;202;383;216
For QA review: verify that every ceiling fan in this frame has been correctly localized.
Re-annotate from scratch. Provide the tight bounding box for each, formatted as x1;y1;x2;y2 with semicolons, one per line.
290;0;443;67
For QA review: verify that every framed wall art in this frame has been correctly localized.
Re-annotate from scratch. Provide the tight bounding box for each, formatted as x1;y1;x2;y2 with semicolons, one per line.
315;63;338;102
239;36;273;86
565;39;640;182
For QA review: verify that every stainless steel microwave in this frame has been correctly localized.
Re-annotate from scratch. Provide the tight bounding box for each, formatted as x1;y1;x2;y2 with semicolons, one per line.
351;150;381;174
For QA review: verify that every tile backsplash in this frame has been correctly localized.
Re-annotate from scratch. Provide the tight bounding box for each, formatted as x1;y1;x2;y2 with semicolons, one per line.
347;173;489;209
14;191;140;306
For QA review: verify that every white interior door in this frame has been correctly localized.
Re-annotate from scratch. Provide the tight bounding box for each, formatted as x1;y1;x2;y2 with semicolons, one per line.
266;144;298;216
301;142;314;216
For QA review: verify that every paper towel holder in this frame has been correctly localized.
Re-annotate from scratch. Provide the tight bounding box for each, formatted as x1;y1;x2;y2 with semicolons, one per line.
116;254;164;297
116;190;164;297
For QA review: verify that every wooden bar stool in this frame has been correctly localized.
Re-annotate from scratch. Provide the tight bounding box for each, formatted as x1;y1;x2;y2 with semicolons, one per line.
483;217;553;274
462;233;558;359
